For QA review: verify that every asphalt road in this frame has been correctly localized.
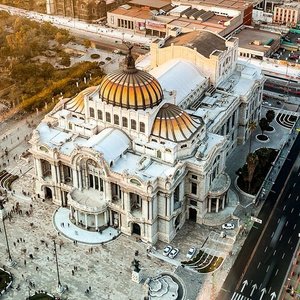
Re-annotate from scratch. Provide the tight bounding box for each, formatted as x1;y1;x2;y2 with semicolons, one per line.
217;132;300;300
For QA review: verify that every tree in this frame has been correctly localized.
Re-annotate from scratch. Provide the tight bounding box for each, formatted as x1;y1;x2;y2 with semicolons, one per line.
248;120;257;154
259;118;269;136
246;152;259;193
266;110;275;124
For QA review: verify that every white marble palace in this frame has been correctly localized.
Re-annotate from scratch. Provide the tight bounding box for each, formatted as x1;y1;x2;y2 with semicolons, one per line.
30;30;264;244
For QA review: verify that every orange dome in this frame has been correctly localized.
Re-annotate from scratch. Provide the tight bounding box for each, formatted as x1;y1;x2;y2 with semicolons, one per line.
99;48;163;110
152;103;203;142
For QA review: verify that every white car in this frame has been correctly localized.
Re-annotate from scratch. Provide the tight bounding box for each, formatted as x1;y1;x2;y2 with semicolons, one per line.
163;245;173;256
222;223;235;230
186;247;196;259
168;248;179;259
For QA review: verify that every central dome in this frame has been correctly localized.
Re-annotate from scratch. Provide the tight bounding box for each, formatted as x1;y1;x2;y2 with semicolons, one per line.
99;48;163;110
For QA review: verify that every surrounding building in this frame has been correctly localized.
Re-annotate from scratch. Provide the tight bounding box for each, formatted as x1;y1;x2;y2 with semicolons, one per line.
107;0;253;37
273;2;300;26
45;0;128;21
30;30;264;244
0;0;45;12
229;26;281;59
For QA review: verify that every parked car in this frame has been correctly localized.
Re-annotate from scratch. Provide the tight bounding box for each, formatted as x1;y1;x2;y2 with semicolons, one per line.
168;248;179;259
222;223;235;230
186;247;196;259
163;245;173;256
290;54;299;60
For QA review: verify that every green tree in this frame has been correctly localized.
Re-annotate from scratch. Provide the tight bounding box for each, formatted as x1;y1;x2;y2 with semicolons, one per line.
266;110;275;124
246;153;259;193
248;120;257;154
259;118;269;136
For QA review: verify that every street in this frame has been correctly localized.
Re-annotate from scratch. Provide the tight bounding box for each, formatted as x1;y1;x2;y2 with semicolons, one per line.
218;131;300;300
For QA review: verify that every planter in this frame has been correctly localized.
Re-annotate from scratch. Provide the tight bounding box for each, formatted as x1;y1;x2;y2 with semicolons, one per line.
256;134;269;143
265;125;275;133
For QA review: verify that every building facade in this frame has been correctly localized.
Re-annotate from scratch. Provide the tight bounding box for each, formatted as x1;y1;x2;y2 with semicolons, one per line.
30;31;264;244
46;0;128;21
273;3;300;26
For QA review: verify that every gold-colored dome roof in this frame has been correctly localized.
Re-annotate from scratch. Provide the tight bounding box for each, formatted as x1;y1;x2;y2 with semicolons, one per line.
152;103;203;142
65;86;97;113
99;48;163;110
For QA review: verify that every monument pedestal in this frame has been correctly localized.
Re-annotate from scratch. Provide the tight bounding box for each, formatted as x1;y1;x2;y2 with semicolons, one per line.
132;270;141;283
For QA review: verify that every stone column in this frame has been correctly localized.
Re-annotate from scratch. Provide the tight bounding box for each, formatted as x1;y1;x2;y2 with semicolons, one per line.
208;198;211;213
36;159;43;179
51;164;56;182
216;197;219;213
78;171;82;190
95;214;98;229
123;191;130;212
75;210;79;225
72;168;78;188
56;165;61;184
85;213;88;229
222;196;225;210
105;181;112;201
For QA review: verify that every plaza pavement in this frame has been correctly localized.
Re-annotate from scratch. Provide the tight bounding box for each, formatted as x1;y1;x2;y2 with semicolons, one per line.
0;102;299;300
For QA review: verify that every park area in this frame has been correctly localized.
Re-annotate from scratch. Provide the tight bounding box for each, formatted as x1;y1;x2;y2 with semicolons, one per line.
0;11;104;121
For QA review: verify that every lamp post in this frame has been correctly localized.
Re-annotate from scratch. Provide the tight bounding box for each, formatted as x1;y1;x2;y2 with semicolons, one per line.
53;240;63;293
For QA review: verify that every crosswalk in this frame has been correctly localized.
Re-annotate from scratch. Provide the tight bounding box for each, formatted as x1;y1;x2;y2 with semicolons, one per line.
231;292;252;300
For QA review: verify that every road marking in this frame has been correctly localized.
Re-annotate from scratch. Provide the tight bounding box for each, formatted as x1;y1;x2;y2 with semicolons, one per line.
282;253;285;259
293;183;296;187
277;218;280;223
291;208;294;213
283;205;286;211
288;236;292;244
294;224;297;229
273;250;277;256
264;246;268;252
257;261;261;269
275;268;279;276
296;196;299;202
266;265;270;272
271;231;274;238
286;220;289;226
289;193;292;198
279;234;283;241
250;284;258;296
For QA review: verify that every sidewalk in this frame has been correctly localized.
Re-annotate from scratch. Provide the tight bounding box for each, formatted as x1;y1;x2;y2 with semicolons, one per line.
280;241;300;300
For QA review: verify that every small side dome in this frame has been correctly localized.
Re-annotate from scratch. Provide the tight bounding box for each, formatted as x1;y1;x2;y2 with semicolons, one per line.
65;86;97;113
99;47;163;110
151;103;203;142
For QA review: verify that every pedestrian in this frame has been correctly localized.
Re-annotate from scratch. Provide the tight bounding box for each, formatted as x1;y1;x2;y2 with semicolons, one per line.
72;270;74;276
36;266;39;271
68;223;70;227
13;242;16;247
24;259;26;266
89;286;91;291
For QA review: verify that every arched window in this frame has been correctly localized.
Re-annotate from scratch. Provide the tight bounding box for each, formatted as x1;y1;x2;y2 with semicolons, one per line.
97;110;103;120
122;117;128;127
106;112;111;123
157;150;161;159
114;114;119;125
131;119;136;130
139;122;145;133
89;107;95;118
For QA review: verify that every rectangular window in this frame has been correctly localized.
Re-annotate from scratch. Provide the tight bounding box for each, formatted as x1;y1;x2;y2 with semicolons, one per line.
94;176;99;190
100;178;104;192
131;119;136;130
191;182;197;195
122;117;128;127
139;122;145;133
97;110;103;120
114;114;119;125
106;112;111;123
89;107;95;118
89;174;94;188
